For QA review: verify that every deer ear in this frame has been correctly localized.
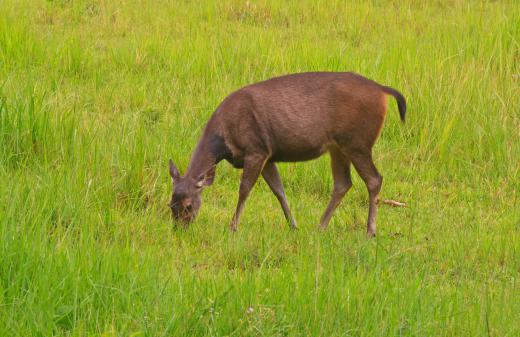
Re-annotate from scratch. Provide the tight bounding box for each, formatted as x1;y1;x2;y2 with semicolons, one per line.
169;159;180;183
195;166;216;188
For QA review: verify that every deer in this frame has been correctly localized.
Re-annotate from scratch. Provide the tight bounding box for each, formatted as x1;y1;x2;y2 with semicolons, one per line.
168;72;406;236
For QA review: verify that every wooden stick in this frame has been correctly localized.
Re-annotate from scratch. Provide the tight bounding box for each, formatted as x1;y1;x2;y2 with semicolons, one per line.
380;199;407;207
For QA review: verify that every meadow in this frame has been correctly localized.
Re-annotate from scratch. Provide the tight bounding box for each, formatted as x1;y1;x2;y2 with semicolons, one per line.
0;0;519;336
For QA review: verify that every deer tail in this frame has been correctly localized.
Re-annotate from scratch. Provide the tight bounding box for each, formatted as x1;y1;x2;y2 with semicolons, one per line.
381;86;406;122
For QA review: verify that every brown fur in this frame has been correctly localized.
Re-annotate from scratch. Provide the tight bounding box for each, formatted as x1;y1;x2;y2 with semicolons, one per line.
168;72;406;235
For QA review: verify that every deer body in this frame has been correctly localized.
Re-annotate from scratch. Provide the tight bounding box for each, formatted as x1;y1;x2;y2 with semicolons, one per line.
169;72;406;236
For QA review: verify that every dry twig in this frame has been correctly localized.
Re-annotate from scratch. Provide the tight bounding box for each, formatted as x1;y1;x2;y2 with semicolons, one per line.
379;199;407;207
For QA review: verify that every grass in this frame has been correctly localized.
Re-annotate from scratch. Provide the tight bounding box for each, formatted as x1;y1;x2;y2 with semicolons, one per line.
0;0;519;335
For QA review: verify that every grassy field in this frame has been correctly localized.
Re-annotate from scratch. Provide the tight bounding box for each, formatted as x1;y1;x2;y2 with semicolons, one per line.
1;0;519;336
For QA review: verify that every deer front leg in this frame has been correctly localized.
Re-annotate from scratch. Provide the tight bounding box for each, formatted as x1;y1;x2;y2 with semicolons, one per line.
261;162;297;229
230;155;266;231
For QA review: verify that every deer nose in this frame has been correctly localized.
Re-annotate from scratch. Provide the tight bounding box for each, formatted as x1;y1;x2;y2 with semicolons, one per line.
182;199;192;211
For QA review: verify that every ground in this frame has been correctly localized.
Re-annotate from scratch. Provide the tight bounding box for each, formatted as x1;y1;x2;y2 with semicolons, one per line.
0;1;519;336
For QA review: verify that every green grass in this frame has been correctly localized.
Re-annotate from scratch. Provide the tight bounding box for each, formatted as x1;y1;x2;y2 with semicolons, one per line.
1;0;519;336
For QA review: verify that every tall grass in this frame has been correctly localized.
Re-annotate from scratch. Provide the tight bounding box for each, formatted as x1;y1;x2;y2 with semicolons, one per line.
1;0;519;336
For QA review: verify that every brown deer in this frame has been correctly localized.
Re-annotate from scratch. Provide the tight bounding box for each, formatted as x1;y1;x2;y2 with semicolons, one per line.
168;72;406;236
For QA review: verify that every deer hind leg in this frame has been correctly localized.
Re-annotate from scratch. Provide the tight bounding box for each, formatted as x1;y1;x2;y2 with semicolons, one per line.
262;162;297;230
349;150;382;237
318;147;352;230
